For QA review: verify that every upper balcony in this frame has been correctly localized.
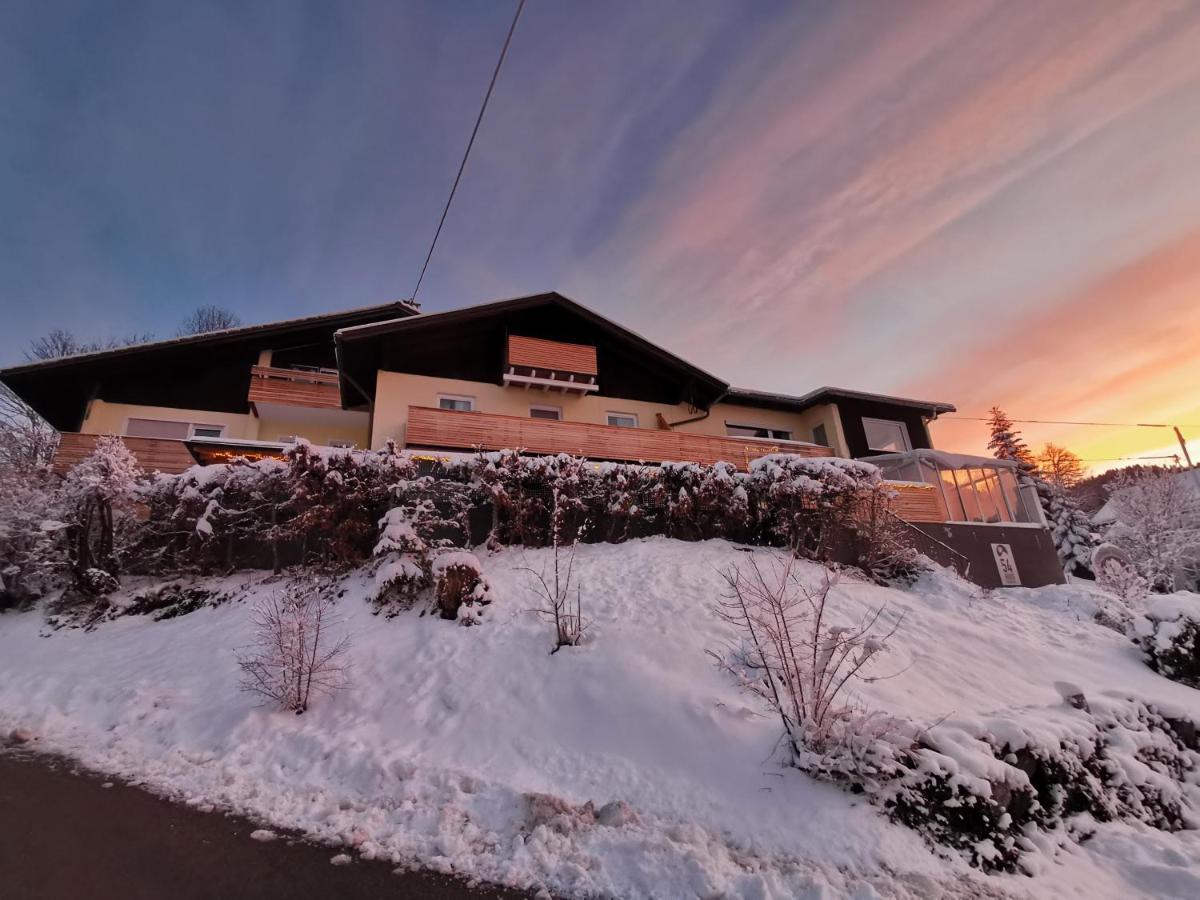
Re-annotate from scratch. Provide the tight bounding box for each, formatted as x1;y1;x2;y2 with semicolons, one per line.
502;335;599;394
405;404;831;469
247;365;342;410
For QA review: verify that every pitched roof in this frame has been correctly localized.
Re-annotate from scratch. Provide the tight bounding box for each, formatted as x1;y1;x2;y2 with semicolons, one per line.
334;291;729;407
0;300;419;376
724;386;956;417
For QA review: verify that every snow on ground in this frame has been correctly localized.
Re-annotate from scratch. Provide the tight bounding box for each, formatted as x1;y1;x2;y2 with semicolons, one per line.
1;538;1198;898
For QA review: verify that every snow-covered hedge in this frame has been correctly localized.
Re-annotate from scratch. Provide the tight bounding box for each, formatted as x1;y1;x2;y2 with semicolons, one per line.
21;441;916;589
802;693;1200;872
1134;595;1200;688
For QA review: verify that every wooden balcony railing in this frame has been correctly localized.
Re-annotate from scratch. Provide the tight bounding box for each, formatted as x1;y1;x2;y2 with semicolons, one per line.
53;433;195;475
884;482;945;523
248;366;342;410
404;405;832;469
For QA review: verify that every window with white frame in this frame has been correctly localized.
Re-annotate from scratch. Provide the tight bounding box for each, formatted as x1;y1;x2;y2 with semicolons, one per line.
862;417;911;453
437;394;474;412
726;422;792;441
529;405;562;421
606;412;638;428
125;418;225;440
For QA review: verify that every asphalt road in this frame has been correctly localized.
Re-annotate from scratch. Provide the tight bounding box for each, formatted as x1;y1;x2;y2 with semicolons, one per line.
0;750;534;900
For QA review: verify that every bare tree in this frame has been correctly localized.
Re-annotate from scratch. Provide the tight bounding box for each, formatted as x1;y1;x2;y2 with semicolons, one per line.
0;385;58;472
25;329;154;361
1038;443;1085;492
238;579;351;714
523;537;588;652
177;305;241;336
711;555;901;754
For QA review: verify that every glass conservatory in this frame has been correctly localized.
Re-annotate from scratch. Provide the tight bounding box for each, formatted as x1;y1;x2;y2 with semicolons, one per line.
862;450;1044;526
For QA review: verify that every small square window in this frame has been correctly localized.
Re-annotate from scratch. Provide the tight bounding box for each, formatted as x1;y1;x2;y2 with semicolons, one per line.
607;413;638;428
862;417;911;453
438;395;474;412
529;406;562;421
190;424;225;439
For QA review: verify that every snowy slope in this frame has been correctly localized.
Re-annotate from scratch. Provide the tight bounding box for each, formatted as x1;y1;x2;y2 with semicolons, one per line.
1;539;1198;898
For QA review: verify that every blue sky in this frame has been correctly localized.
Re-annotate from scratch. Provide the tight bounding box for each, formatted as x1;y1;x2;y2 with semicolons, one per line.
2;0;1199;464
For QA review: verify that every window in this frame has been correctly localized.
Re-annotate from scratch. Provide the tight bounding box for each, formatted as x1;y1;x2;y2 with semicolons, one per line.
811;423;829;447
125;418;224;440
329;440;355;449
607;412;638;428
278;435;297;444
125;418;190;439
862;417;911;453
529;405;562;421
437;394;474;412
726;423;792;441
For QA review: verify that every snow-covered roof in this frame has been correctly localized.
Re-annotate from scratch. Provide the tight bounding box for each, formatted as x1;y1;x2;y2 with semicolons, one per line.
859;449;1018;470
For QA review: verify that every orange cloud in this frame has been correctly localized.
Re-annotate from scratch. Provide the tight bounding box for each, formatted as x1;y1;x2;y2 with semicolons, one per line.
916;228;1200;470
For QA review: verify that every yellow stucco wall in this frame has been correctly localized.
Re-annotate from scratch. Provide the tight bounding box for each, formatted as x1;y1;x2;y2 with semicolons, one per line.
370;371;848;456
82;399;369;448
82;400;259;440
255;413;370;448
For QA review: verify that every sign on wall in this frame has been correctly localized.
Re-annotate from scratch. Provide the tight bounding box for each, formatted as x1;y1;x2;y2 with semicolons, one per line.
991;543;1021;586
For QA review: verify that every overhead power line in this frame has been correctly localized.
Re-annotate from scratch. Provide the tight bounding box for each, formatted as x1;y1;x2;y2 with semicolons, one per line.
411;0;526;304
940;416;1200;428
1078;454;1180;463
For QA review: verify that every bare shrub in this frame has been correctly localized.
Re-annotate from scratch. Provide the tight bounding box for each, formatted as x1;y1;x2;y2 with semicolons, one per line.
711;554;901;754
523;538;588;652
238;580;351;714
847;484;921;584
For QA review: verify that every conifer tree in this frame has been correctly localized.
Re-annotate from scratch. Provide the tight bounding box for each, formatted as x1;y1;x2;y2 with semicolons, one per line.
987;407;1093;576
986;407;1039;479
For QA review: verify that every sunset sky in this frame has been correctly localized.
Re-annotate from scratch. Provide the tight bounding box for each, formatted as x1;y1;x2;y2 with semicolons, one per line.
2;0;1198;469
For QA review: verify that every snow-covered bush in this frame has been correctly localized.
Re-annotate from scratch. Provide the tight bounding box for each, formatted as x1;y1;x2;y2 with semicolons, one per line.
0;462;62;609
371;507;432;612
237;578;351;714
748;455;881;560
432;551;491;622
712;554;899;753
1133;595;1200;688
1093;543;1148;628
1105;470;1200;592
59;435;143;591
801;692;1200;872
283;440;418;568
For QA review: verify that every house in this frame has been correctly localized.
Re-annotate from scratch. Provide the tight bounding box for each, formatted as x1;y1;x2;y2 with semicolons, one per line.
0;291;1064;587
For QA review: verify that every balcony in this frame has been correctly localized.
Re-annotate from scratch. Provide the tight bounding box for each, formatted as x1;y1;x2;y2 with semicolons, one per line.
503;335;599;394
53;433;196;475
247;366;342;411
404;405;832;469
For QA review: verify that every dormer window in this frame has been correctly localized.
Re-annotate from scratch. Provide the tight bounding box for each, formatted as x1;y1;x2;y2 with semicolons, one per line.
862;417;911;453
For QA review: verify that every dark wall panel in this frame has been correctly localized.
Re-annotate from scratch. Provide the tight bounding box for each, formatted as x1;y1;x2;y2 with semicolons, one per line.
835;397;933;458
914;523;1066;589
